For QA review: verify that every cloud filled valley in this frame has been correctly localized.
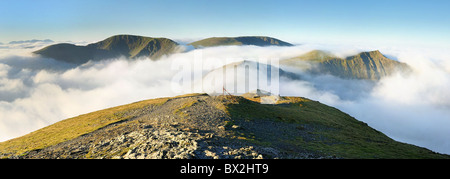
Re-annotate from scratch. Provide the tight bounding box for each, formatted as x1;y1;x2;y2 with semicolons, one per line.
1;42;450;155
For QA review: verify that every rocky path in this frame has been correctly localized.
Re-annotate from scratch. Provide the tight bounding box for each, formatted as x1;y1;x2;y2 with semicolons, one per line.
18;95;280;159
11;95;331;159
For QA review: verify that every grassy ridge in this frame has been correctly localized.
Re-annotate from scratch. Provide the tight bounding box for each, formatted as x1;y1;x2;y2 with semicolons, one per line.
0;98;168;156
34;35;179;64
281;50;411;80
1;94;447;159
189;36;293;48
90;35;179;59
226;96;447;159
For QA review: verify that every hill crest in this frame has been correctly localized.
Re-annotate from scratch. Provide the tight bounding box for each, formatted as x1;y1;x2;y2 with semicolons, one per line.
0;93;447;159
189;36;293;48
281;50;411;80
34;34;180;64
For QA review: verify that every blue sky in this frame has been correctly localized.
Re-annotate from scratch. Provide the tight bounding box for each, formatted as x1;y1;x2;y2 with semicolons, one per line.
1;0;449;47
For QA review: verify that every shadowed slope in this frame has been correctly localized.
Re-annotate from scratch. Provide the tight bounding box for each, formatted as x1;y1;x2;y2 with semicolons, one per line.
281;50;411;80
1;94;447;159
34;35;179;64
189;36;293;48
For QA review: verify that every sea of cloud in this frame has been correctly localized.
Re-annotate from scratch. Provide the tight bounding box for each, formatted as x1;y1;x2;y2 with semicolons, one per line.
1;41;449;154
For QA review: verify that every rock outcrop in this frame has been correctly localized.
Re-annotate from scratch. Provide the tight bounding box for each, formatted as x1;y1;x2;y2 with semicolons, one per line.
1;94;447;159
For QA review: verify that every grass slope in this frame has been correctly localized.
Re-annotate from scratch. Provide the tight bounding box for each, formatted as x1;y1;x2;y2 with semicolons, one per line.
281;50;411;80
226;96;446;158
0;97;168;156
34;35;179;64
0;94;447;159
189;36;293;48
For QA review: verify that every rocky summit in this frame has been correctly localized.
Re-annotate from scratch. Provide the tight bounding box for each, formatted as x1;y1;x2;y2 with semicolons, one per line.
281;50;411;80
0;93;448;159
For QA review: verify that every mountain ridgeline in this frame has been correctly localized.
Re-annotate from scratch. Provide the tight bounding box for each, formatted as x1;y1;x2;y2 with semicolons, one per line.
188;36;293;48
13;35;432;159
281;50;411;80
33;35;292;64
33;35;180;64
34;34;410;80
0;93;447;159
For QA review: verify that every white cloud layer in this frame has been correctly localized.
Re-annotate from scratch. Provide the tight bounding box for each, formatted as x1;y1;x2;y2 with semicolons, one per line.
1;43;450;155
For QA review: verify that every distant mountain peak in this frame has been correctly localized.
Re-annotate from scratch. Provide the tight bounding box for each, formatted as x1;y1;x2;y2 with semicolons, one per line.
281;50;411;80
297;50;336;62
33;35;179;64
349;50;393;63
356;50;384;57
189;36;293;48
9;39;54;44
33;35;293;64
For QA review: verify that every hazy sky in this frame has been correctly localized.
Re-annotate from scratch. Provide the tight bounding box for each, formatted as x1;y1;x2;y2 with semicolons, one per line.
1;0;449;47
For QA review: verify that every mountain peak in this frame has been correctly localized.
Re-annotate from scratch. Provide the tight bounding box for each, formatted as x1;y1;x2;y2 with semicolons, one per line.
350;50;395;63
34;35;179;64
33;35;292;64
1;94;447;159
298;50;336;62
9;39;54;44
357;50;384;58
189;36;293;48
281;50;411;80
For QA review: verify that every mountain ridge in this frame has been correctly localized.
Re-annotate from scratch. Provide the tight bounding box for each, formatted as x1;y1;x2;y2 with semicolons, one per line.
33;35;294;64
0;93;447;159
34;34;180;64
281;50;411;80
9;39;54;44
189;36;293;48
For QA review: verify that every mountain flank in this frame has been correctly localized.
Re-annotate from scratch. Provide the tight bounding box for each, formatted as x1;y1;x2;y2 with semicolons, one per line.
281;50;411;80
33;35;180;64
189;36;293;48
0;93;447;159
33;35;293;64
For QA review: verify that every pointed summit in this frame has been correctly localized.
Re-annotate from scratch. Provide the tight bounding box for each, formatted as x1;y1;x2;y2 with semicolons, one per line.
297;50;336;62
281;50;411;80
34;35;179;64
355;50;385;59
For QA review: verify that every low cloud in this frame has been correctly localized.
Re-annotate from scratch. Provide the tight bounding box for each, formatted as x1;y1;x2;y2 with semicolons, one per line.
0;43;449;155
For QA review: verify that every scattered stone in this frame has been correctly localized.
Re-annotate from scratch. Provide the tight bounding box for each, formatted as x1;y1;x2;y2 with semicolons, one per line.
8;95;334;159
143;125;152;129
204;150;219;159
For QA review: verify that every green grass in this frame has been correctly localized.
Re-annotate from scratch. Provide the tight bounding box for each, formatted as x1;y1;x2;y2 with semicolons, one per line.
173;99;198;118
280;50;411;80
0;97;168;157
189;36;292;48
1;94;447;159
189;37;242;48
0;94;209;157
226;96;449;159
34;34;179;64
94;35;179;59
